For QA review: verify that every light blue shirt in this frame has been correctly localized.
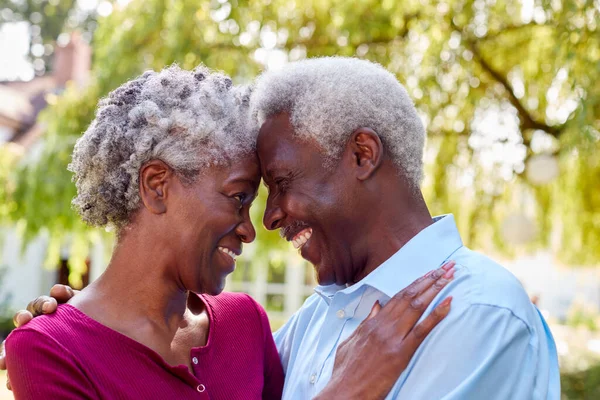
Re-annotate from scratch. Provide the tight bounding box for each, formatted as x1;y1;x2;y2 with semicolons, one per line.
274;215;560;399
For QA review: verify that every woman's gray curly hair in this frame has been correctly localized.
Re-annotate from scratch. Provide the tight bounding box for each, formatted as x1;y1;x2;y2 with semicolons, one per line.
68;65;257;229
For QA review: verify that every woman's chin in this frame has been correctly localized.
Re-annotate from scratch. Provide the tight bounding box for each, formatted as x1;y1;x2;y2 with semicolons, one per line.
206;273;229;295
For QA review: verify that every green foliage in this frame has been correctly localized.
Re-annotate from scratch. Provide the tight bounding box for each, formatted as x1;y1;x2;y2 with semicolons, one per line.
566;303;600;332
1;0;598;270
0;265;14;338
561;362;600;400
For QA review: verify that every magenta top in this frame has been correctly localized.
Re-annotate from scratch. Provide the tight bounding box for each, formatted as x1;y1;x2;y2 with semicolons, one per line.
6;292;284;399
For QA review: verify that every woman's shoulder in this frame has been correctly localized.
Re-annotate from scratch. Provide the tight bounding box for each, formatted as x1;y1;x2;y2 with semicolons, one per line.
199;292;270;333
200;291;264;315
7;304;83;340
5;305;85;359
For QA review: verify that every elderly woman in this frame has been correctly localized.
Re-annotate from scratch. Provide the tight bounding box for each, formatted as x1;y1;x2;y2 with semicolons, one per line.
3;65;453;400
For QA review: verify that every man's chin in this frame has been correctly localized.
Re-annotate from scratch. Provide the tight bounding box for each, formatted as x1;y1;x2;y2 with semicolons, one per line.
313;265;337;286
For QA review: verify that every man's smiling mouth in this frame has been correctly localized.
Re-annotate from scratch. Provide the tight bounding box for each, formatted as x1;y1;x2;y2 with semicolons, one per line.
291;228;313;249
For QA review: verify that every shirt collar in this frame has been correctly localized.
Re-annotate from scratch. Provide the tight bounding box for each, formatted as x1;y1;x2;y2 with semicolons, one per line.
314;214;463;302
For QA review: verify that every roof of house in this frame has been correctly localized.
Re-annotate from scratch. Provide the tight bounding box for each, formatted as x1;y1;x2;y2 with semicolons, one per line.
0;33;90;147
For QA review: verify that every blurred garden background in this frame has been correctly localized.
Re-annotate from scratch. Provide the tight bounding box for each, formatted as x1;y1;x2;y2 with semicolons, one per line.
0;0;598;398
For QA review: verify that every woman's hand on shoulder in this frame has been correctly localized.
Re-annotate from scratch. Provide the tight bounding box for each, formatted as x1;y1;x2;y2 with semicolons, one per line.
315;261;456;400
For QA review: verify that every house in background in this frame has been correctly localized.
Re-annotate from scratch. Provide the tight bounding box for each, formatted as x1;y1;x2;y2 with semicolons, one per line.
0;32;104;314
0;31;90;148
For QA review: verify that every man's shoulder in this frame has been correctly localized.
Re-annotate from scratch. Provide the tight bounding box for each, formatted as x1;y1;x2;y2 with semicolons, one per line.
450;247;536;327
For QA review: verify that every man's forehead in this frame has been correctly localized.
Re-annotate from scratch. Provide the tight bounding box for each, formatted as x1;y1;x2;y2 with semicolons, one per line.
257;113;294;149
257;112;328;176
258;115;299;165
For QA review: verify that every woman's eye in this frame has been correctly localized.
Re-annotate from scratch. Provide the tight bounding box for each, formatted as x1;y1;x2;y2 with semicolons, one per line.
234;193;246;206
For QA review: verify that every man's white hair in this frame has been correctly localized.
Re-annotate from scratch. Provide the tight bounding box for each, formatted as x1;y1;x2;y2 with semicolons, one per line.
69;65;256;229
250;57;425;186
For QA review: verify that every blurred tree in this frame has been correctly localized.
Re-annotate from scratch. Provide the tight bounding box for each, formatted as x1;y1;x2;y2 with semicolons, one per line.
0;0;98;74
1;0;598;272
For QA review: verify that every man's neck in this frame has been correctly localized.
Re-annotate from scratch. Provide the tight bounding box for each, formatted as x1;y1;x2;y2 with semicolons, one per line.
350;189;433;284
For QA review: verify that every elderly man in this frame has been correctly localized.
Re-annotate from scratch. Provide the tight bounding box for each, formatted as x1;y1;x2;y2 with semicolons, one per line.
2;57;559;399
250;57;560;399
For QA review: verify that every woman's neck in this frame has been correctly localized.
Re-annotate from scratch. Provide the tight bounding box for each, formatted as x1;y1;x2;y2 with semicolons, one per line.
72;232;190;336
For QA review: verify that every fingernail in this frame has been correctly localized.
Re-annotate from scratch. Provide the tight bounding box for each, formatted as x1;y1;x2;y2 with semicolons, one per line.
442;261;456;271
440;296;453;307
67;287;74;296
42;302;51;313
443;267;456;279
12;312;21;327
425;270;434;278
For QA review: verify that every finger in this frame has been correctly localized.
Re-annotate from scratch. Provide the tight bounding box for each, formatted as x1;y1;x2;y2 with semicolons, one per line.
397;261;455;300
0;341;5;370
49;284;78;303
42;297;58;314
13;310;33;328
405;296;452;345
396;265;456;338
397;297;453;368
386;261;455;314
26;295;55;317
366;301;382;320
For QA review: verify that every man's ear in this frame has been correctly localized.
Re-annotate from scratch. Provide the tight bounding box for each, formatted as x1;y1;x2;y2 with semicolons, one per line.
139;160;172;214
347;128;384;181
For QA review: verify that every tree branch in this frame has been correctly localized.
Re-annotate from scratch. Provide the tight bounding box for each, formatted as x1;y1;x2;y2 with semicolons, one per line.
470;44;561;136
484;21;555;41
450;20;564;138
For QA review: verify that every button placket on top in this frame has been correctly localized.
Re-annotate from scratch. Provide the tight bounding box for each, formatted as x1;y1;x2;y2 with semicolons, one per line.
187;349;209;398
308;289;364;392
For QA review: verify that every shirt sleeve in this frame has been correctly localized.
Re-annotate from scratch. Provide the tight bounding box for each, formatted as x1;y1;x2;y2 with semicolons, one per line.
247;295;285;400
5;328;98;399
394;304;536;400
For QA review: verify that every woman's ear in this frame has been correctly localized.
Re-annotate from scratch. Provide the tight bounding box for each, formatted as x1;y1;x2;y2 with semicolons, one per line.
347;128;384;181
139;160;172;214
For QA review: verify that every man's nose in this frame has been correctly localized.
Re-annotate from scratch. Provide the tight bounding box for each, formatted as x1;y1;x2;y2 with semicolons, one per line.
263;194;285;230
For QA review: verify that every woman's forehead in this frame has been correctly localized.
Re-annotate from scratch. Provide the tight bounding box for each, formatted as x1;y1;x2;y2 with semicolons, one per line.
223;153;261;182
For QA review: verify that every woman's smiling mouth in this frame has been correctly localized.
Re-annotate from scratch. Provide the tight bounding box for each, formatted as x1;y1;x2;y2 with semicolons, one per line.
218;246;239;261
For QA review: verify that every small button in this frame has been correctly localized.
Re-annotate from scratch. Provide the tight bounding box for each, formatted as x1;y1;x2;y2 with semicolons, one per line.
336;309;346;319
197;384;206;392
309;374;317;384
192;357;198;365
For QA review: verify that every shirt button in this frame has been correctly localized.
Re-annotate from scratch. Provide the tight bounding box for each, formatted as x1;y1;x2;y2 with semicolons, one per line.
309;374;317;384
192;357;198;365
197;384;206;392
336;309;346;319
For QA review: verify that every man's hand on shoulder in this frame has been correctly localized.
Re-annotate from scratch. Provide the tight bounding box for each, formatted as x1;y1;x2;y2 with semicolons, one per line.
0;284;78;390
